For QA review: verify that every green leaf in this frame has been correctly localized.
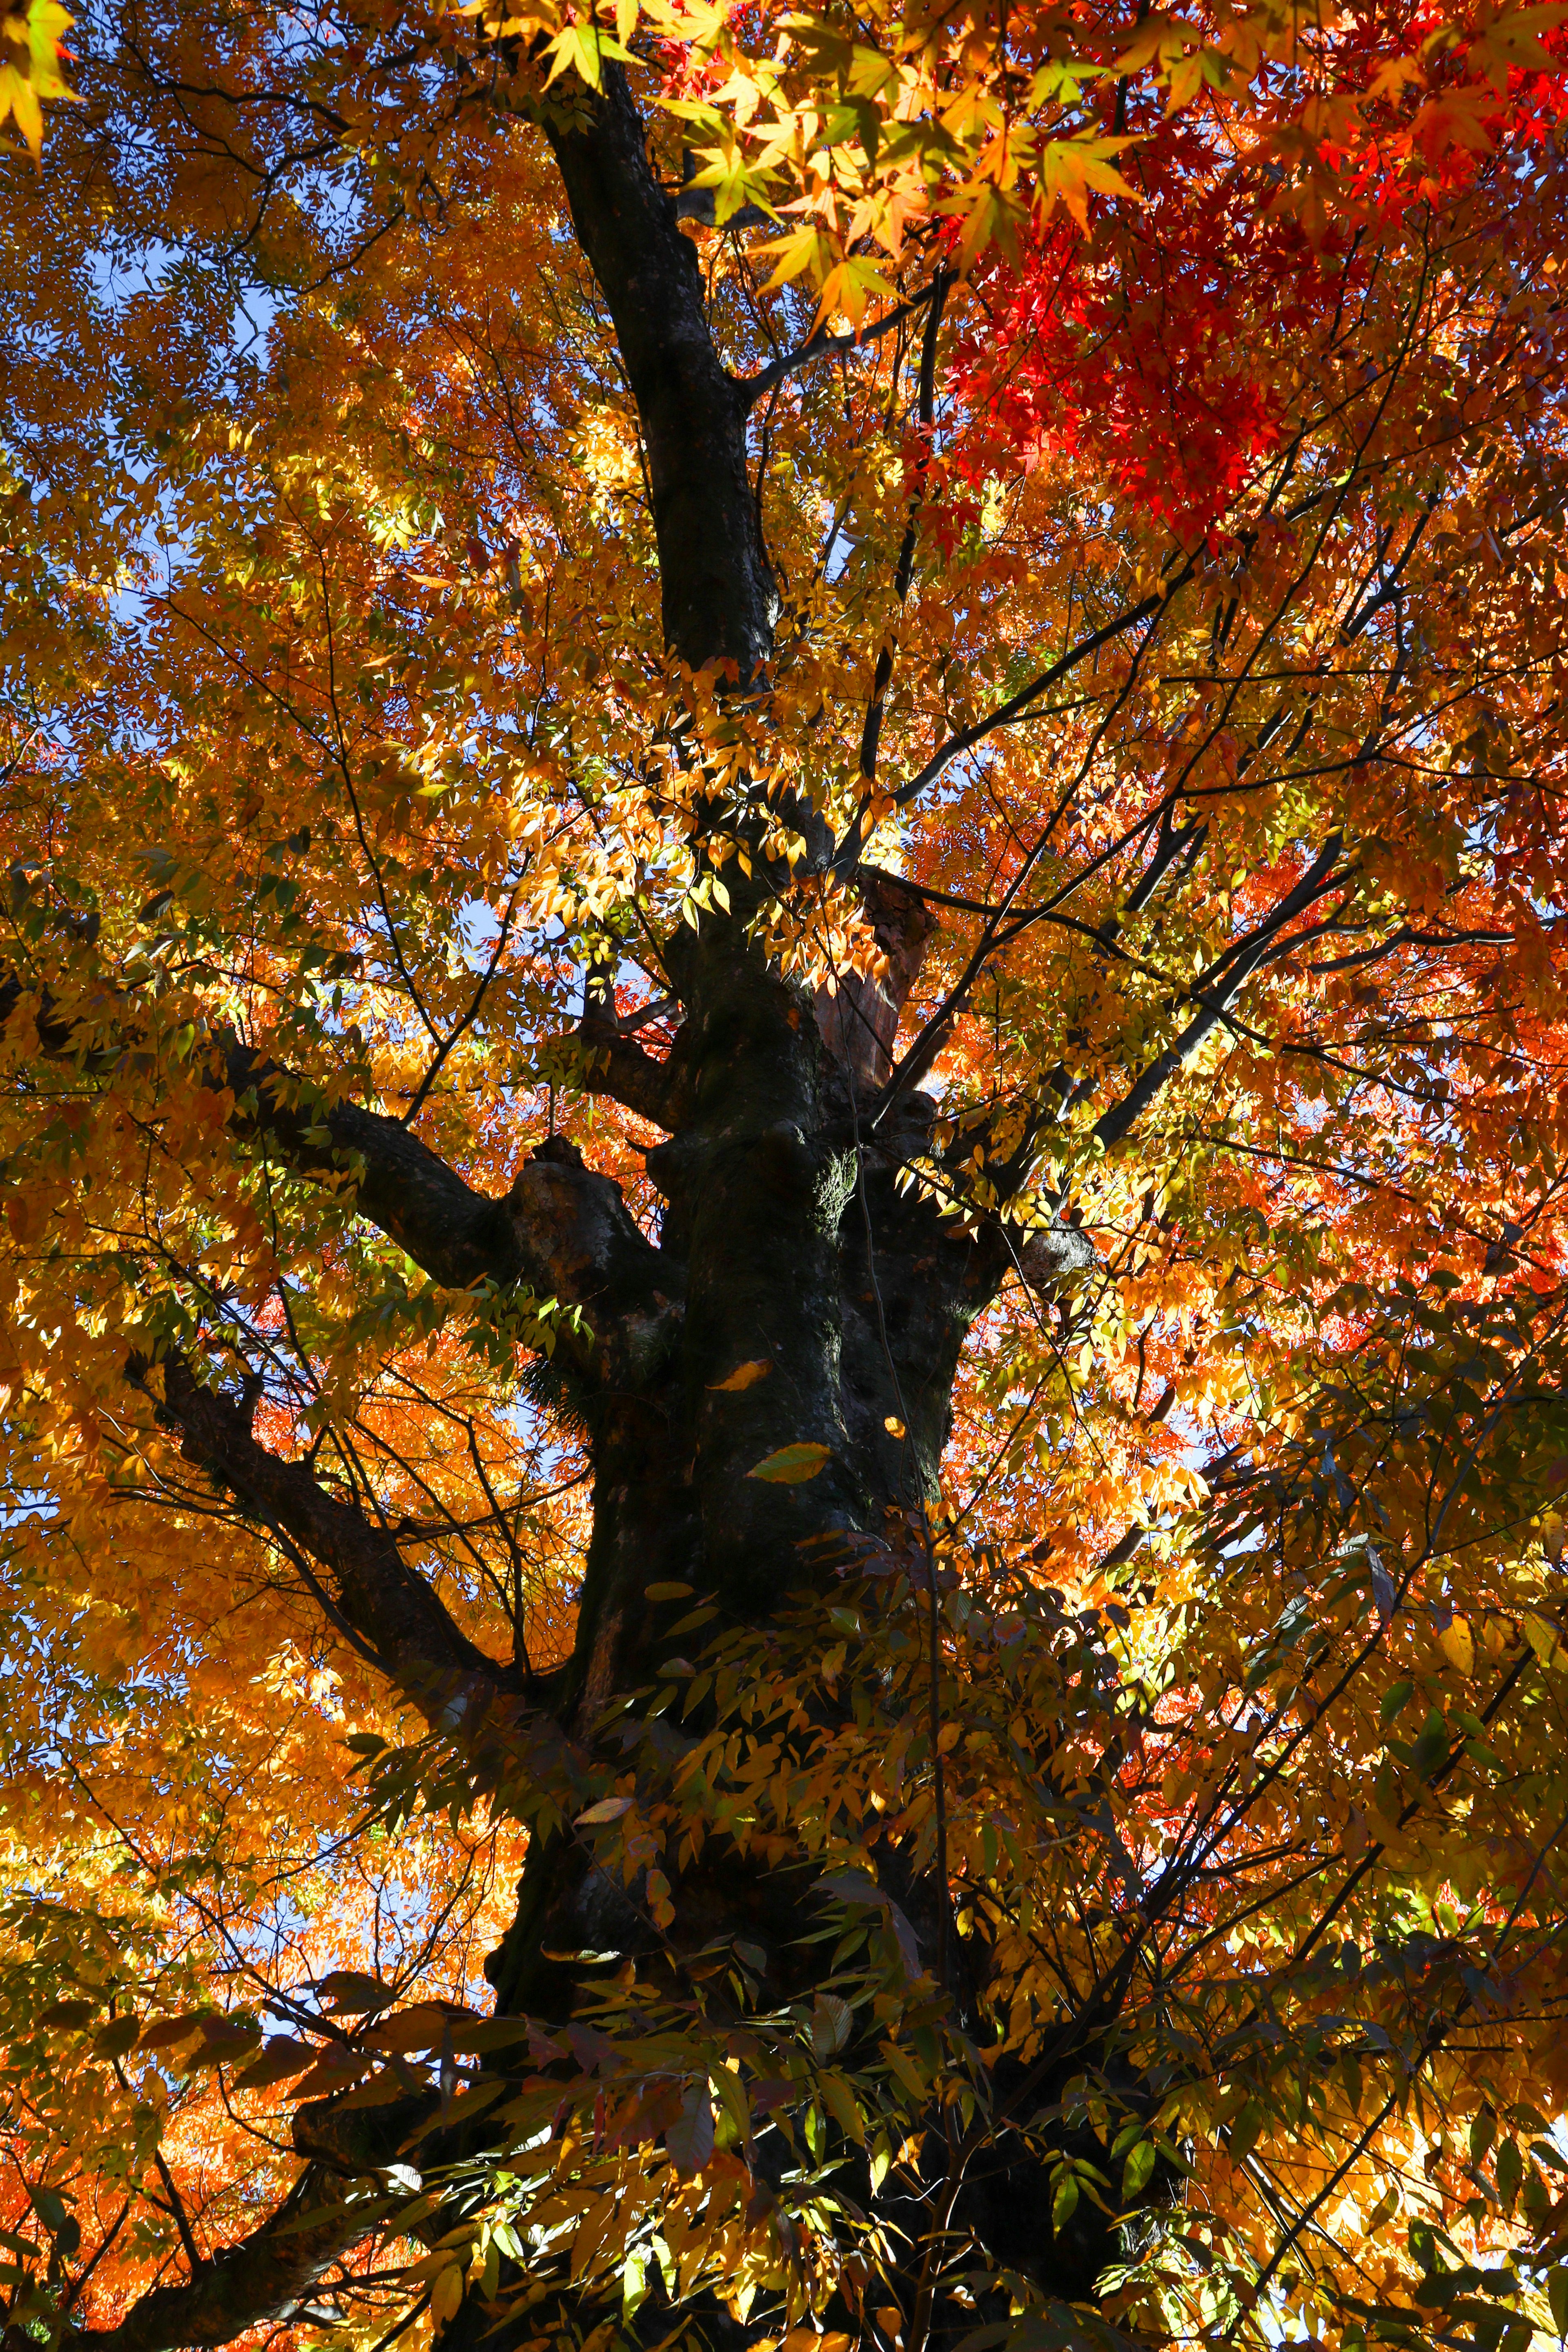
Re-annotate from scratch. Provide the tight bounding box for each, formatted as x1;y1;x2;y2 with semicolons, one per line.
26;2188;68;2236
1380;1679;1414;1726
1496;2136;1524;2205
1548;2268;1568;2339
1051;2171;1080;2227
1122;2139;1157;2198
810;1993;853;2058
819;2069;865;2144
1410;1705;1451;1781
624;2251;648;2319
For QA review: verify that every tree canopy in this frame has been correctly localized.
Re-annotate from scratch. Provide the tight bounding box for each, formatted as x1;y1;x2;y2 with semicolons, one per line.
5;7;1568;2352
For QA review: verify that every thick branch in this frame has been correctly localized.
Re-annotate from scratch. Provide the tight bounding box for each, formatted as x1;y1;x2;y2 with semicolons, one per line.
227;1043;674;1351
221;1036;530;1293
78;2170;374;2352
572;1015;688;1128
151;1353;519;1719
541;66;774;674
1;974;670;1370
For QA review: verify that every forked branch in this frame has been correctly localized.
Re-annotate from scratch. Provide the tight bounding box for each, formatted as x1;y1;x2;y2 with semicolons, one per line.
81;2168;378;2352
0;970;671;1380
145;1352;521;1721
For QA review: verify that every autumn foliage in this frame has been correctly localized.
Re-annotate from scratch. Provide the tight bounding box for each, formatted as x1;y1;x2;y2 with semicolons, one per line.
5;5;1568;2352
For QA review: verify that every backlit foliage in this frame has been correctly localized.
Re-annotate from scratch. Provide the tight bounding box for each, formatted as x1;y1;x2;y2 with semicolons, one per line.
5;6;1568;2352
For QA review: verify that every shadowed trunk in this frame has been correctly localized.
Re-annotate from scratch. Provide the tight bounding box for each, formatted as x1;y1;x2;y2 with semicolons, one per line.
453;60;1116;2336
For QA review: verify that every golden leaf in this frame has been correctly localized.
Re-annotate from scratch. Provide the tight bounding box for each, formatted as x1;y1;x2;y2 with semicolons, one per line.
708;1358;773;1389
1438;1615;1474;1676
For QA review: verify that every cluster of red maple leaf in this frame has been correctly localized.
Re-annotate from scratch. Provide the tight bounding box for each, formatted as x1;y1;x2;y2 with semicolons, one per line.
951;0;1568;537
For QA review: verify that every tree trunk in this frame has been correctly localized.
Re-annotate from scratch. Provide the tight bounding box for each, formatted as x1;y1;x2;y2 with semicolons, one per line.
441;63;1113;2332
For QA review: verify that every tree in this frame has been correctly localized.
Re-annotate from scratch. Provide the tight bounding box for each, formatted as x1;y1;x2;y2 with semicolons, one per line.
5;4;1568;2351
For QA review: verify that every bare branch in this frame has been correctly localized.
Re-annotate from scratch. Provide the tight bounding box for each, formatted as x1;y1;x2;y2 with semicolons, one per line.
1091;835;1350;1153
77;2168;382;2352
147;1351;520;1720
739;281;943;416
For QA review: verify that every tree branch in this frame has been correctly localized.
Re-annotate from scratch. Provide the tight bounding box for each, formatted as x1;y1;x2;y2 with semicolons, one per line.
884;587;1171;814
1091;835;1349;1153
0;973;672;1374
739;282;942;415
571;1014;688;1128
76;2168;379;2352
146;1351;520;1722
540;65;774;675
247;1046;673;1365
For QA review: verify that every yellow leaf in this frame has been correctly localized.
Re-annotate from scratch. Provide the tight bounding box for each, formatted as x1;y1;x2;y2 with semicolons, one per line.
430;2263;464;2327
1439;1616;1474;1676
0;3;76;161
1038;136;1141;234
1472;0;1568;78
1364;2180;1401;2231
747;1441;831;1482
541;19;634;89
884;1415;906;1438
814;254;896;332
0;59;40;155
758;224;835;292
708;1358;772;1390
1524;1611;1562;1666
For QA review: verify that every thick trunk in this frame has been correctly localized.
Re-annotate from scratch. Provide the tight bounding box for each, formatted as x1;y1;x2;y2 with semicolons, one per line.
458;63;1119;2335
543;68;777;679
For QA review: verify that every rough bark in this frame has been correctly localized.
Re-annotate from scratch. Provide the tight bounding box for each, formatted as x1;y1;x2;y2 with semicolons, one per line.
541;67;777;678
149;1355;523;1723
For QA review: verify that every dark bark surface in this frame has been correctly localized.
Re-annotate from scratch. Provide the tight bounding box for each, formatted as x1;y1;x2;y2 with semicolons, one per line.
467;66;1106;2336
542;69;778;678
